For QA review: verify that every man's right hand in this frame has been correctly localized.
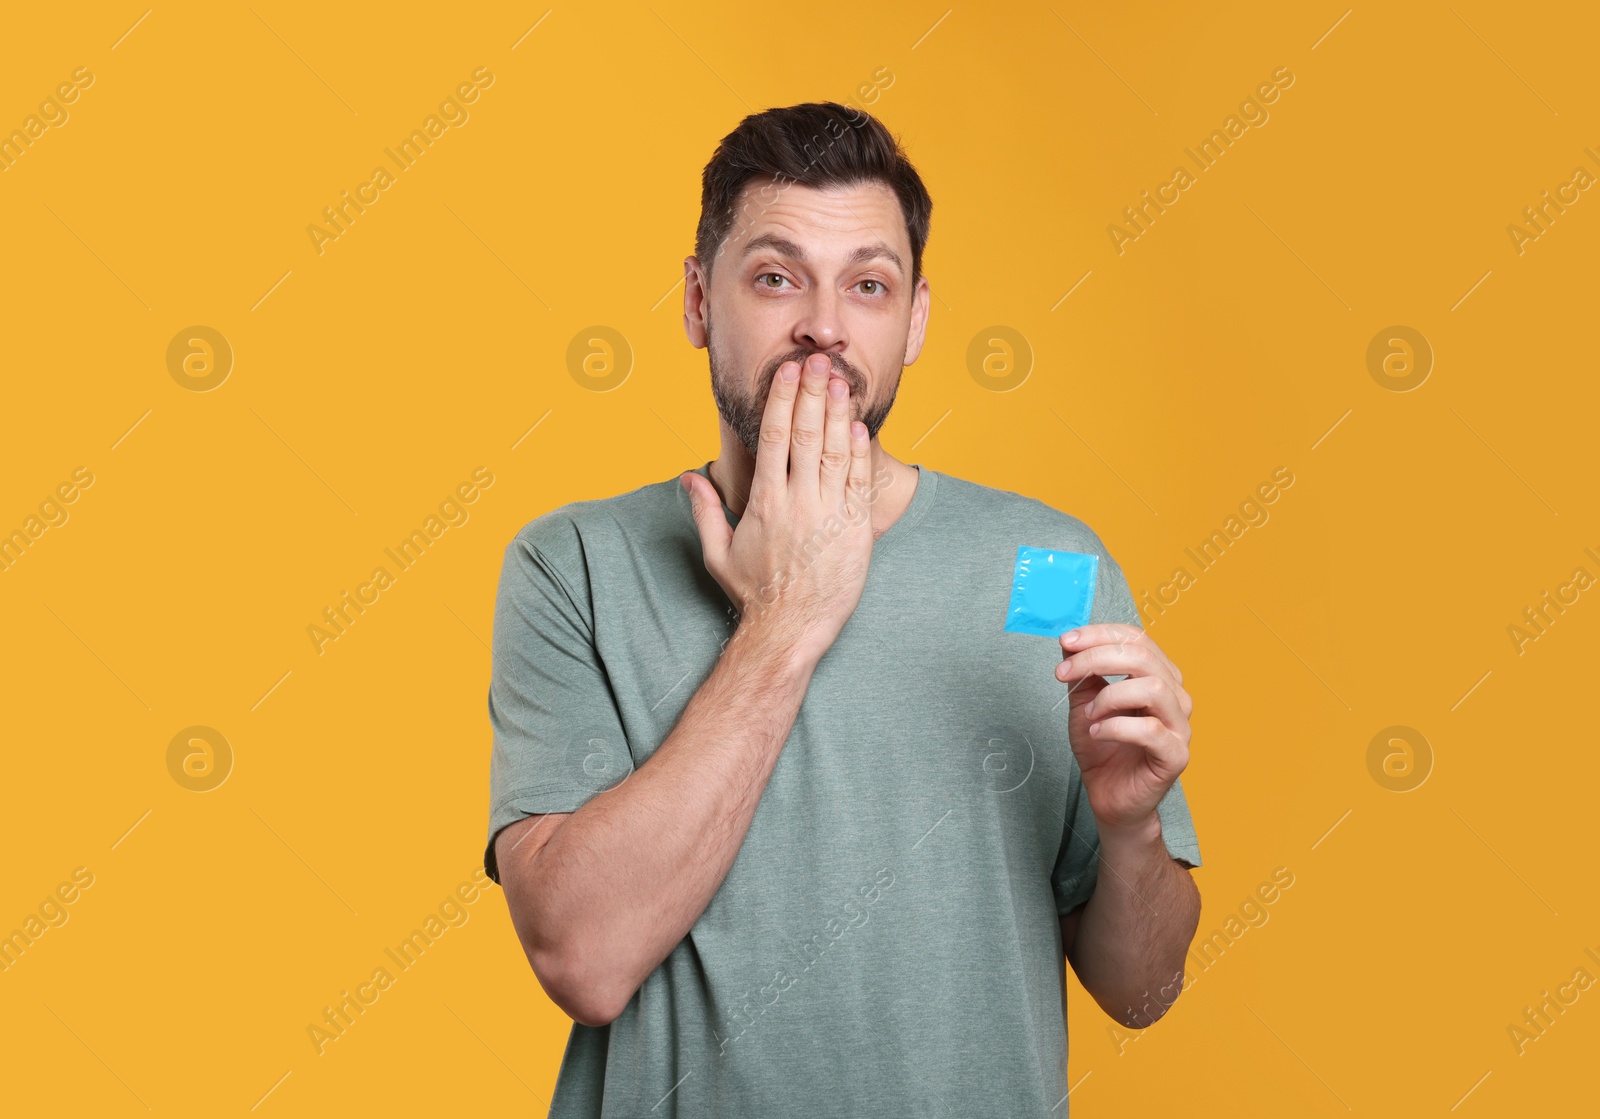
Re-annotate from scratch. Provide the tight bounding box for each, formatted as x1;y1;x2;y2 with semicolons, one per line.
681;352;876;666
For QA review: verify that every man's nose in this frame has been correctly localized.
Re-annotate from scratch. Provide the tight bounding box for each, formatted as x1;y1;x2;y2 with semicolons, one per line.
793;285;846;353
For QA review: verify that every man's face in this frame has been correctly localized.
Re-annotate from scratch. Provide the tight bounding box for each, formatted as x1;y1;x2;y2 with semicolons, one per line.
690;177;929;460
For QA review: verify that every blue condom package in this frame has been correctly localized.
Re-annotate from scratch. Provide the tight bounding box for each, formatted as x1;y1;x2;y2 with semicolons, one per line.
1003;546;1099;638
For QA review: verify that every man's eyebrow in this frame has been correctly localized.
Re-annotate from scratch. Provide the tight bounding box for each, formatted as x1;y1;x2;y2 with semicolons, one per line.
742;233;906;278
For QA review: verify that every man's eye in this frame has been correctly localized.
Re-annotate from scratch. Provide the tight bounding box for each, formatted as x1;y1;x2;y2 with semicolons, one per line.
757;273;791;289
858;279;884;296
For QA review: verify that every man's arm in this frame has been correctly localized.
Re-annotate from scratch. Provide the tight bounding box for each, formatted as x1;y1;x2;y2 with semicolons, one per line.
496;620;816;1026
1055;623;1202;1028
493;353;877;1027
1059;818;1201;1027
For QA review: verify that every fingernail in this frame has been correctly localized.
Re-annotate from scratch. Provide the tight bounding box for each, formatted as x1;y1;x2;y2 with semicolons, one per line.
781;363;799;381
1089;722;1102;736
828;379;845;399
1062;630;1080;644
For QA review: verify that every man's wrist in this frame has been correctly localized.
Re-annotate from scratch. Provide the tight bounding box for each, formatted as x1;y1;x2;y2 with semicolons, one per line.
726;610;822;683
1095;809;1165;858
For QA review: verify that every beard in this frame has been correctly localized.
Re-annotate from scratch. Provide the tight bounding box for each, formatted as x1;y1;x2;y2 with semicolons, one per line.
707;317;901;462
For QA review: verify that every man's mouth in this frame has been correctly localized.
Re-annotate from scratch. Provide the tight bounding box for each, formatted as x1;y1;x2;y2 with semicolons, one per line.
768;354;864;400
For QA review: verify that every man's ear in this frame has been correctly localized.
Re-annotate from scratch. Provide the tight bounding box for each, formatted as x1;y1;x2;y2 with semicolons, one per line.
903;274;931;365
683;256;709;349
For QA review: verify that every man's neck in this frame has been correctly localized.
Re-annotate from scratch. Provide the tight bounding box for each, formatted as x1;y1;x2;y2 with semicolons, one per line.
705;433;920;541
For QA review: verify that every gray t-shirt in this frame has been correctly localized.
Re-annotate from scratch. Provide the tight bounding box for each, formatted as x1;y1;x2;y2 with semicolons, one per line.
484;461;1202;1118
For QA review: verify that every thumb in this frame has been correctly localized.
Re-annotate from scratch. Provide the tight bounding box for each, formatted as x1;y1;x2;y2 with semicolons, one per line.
680;472;731;569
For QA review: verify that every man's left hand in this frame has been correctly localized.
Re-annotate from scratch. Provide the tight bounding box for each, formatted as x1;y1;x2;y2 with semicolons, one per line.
1056;623;1192;840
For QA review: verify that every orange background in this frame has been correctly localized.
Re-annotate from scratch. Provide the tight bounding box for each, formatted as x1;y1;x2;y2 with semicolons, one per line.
2;2;1596;1115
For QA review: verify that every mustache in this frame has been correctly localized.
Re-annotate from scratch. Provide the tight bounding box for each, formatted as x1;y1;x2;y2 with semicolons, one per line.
760;350;867;400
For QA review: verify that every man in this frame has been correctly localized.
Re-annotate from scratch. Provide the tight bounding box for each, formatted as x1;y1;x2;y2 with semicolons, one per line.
484;101;1202;1117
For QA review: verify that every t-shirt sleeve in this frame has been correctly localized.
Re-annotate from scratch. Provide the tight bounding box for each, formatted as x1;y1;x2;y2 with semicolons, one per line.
483;525;635;885
1050;536;1203;916
1052;780;1203;915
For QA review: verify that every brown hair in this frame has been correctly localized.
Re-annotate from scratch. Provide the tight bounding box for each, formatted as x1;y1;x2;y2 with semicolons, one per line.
694;101;932;287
